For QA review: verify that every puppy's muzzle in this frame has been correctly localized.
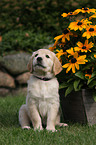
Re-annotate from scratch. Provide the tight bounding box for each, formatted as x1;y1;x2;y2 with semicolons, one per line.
35;57;46;68
37;57;42;62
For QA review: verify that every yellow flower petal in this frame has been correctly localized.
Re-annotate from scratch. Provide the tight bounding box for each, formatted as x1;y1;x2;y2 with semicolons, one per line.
54;35;63;41
61;13;68;17
74;52;78;58
75;63;79;70
66;64;73;73
84;39;88;45
62;36;66;42
66;47;74;55
62;63;70;68
82;32;91;39
74;47;80;51
72;64;76;73
77;55;88;64
77;41;83;47
56;49;65;59
66;34;70;41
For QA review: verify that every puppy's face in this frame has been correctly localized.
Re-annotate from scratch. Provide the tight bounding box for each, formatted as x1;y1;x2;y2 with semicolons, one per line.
28;49;62;77
33;49;54;73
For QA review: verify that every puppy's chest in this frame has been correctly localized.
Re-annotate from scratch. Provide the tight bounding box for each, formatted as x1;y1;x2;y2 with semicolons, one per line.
28;78;59;100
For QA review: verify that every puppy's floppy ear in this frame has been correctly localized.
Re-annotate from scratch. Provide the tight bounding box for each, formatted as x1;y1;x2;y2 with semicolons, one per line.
53;55;63;76
27;56;33;73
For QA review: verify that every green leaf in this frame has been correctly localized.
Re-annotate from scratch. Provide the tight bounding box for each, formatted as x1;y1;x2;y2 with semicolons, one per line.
91;71;96;78
87;77;96;85
74;79;80;91
78;83;83;90
88;80;96;88
82;64;93;71
93;90;96;102
67;78;74;83
75;71;85;80
59;82;68;89
65;84;74;97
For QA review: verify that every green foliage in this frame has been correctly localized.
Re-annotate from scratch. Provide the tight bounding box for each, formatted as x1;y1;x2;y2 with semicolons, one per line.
75;71;85;80
0;30;53;55
74;79;80;91
0;0;94;36
0;0;95;55
65;84;74;97
59;82;68;89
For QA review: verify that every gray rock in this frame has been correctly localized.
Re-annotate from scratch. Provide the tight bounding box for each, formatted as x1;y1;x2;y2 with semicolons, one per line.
0;52;31;75
16;72;31;84
0;88;10;96
11;87;27;96
0;71;15;88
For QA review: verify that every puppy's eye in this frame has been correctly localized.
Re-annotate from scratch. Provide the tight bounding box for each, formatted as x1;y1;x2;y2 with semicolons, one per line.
46;55;50;58
35;54;38;57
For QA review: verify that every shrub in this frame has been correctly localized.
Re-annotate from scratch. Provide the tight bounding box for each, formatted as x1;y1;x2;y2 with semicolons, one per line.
0;30;53;55
0;0;94;36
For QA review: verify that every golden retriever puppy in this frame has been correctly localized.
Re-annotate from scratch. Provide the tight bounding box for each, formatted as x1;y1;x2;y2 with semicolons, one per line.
19;49;67;131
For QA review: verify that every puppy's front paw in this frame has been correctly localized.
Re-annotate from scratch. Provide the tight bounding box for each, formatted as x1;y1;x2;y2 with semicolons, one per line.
46;126;57;132
34;125;43;131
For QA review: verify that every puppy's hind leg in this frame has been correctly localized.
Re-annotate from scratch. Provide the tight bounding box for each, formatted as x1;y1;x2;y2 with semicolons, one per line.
55;112;68;127
19;104;31;129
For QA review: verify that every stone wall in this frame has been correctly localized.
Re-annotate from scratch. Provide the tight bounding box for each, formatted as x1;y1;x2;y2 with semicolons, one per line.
0;52;32;96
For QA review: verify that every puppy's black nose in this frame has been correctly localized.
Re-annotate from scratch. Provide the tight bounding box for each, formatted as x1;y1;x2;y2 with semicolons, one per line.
37;57;42;62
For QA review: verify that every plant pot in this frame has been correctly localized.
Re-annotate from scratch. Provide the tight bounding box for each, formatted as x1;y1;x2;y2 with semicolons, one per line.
60;89;96;125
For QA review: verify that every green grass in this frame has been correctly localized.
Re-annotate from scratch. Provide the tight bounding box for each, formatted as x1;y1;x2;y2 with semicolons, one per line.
0;95;96;145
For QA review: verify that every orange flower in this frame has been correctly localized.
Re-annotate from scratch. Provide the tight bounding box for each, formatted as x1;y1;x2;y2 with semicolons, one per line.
66;47;75;56
56;49;65;61
74;8;96;14
63;52;88;73
49;40;58;51
49;46;55;51
85;67;93;79
54;29;73;43
94;54;96;58
69;19;91;31
81;7;96;13
89;13;96;20
82;25;96;39
74;40;94;52
61;11;78;18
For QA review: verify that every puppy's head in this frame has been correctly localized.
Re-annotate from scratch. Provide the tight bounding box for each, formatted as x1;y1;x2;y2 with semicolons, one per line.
27;49;62;77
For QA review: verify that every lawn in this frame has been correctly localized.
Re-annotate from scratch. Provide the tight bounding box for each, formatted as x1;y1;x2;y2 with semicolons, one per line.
0;95;96;145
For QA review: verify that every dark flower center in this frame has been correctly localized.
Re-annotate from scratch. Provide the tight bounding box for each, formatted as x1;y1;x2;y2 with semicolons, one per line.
82;46;86;49
84;7;88;10
77;22;82;25
70;12;73;14
89;28;94;32
63;29;69;34
71;58;77;63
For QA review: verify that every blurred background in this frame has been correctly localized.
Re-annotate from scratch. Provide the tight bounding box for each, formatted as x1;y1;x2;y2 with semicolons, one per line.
0;0;96;55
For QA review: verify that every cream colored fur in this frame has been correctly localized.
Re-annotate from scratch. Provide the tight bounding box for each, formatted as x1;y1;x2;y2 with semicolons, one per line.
19;49;67;131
